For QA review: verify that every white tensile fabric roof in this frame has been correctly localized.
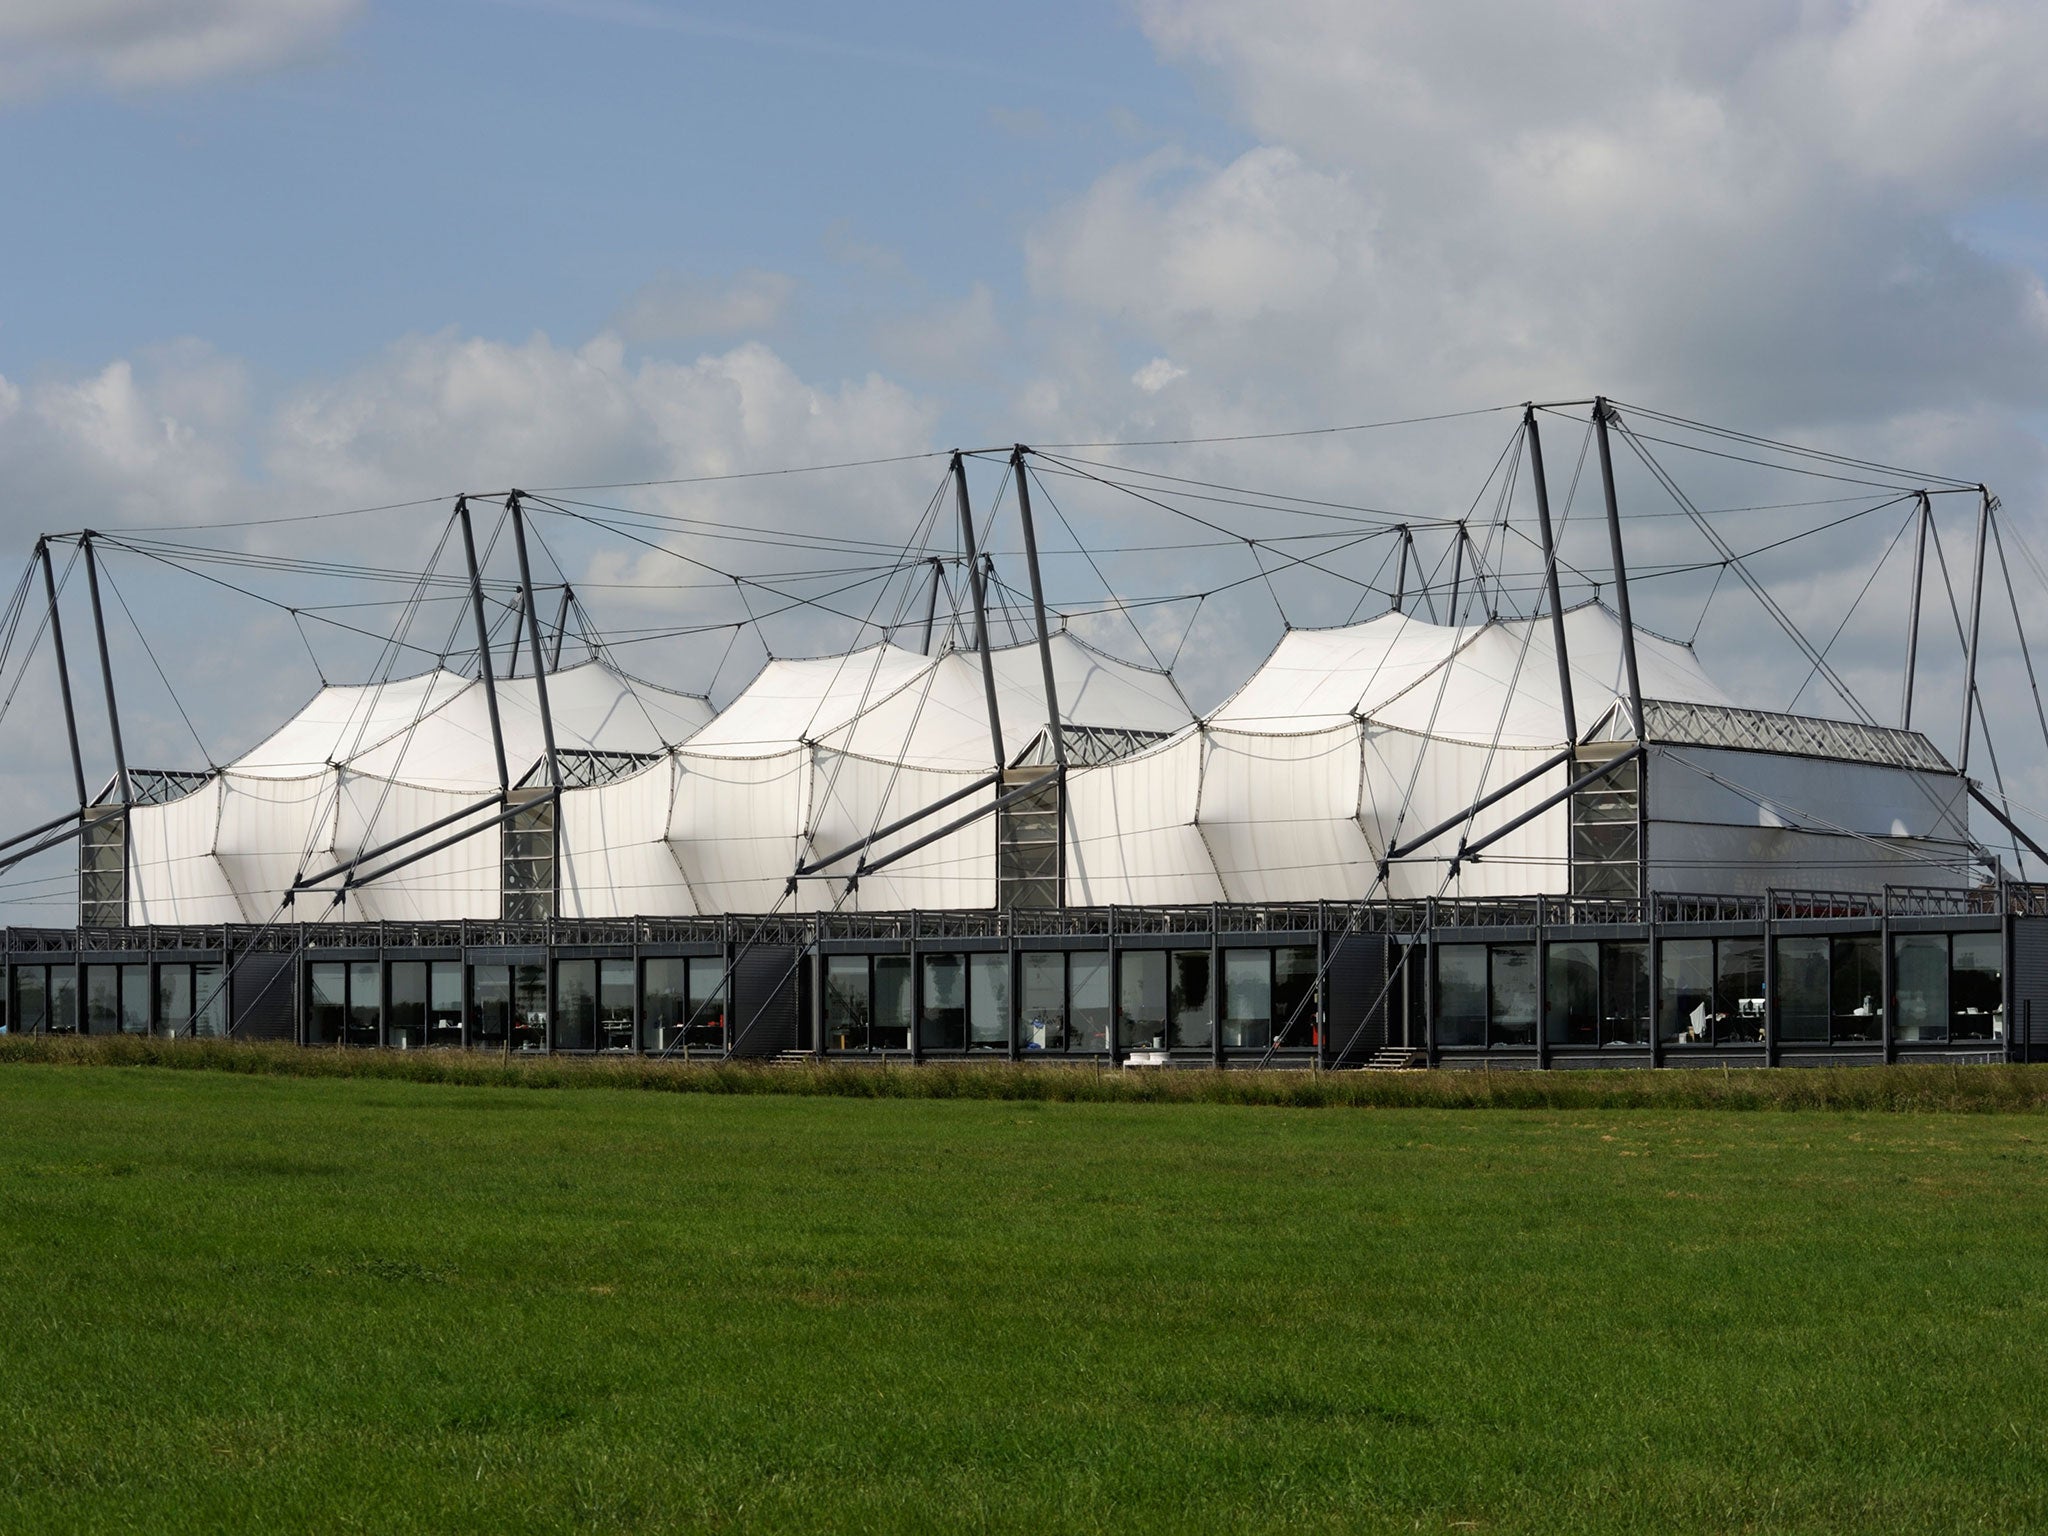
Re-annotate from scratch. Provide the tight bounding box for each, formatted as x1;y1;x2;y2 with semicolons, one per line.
127;662;713;925
687;632;1190;768
1208;603;1734;746
124;606;1977;923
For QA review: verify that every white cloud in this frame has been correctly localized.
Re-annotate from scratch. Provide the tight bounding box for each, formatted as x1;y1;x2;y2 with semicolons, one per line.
612;270;798;344
0;0;362;99
1131;357;1187;393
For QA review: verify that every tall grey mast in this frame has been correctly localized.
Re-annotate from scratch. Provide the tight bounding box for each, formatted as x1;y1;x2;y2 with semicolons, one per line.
1524;406;1578;745
952;452;1007;772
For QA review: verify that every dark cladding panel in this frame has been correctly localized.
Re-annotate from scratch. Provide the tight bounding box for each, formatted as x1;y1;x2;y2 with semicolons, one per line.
2014;918;2048;1059
230;955;297;1042
1322;934;1388;1067
730;945;799;1058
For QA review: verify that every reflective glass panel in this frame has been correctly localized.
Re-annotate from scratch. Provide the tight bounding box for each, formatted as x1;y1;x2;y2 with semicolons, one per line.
1714;940;1766;1043
1118;950;1168;1051
872;956;911;1051
686;956;727;1049
1274;946;1318;1048
1222;949;1271;1050
826;955;870;1050
388;961;426;1050
1546;941;1599;1046
469;964;511;1050
1019;952;1065;1051
921;954;966;1051
969;953;1010;1050
347;961;380;1046
1436;945;1486;1048
554;959;596;1051
1601;942;1650;1046
1775;937;1829;1043
512;964;548;1051
1489;946;1537;1047
1171;950;1213;1051
120;964;149;1035
156;966;193;1038
599;960;635;1051
307;963;345;1045
15;967;45;1034
1659;939;1714;1044
1951;932;2002;1041
191;964;226;1038
1069;953;1110;1052
1893;934;1947;1043
1830;937;1881;1042
641;957;686;1053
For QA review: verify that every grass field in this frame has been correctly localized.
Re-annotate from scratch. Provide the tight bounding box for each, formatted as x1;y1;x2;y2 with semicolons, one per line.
3;1062;2046;1532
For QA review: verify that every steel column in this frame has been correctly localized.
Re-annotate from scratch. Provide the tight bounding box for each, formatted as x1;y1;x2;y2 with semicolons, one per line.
919;557;943;654
1958;488;1992;777
1012;447;1068;905
508;494;561;791
1524;407;1578;746
1591;401;1647;743
952;454;1007;771
455;498;512;795
1901;492;1930;730
550;585;574;671
37;541;88;809
80;535;130;805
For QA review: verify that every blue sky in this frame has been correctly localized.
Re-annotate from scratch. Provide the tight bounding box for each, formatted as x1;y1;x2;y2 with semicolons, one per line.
1;1;1236;421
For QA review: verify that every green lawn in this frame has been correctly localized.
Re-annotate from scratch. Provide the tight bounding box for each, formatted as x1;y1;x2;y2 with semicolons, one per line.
2;1066;2044;1533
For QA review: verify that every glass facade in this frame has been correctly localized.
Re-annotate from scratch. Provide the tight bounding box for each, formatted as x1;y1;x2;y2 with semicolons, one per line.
1119;950;1168;1051
1894;931;2004;1043
1543;941;1649;1047
8;965;78;1035
1171;951;1212;1050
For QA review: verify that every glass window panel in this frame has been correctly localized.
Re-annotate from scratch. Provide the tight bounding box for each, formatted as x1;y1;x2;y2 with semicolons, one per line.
388;962;426;1050
969;954;1010;1050
686;956;727;1049
512;964;547;1051
641;957;686;1053
1069;953;1110;1052
115;964;146;1035
1830;937;1881;1042
469;964;511;1051
191;965;226;1038
1019;952;1066;1051
83;965;120;1035
1775;938;1829;1043
872;955;911;1051
1546;941;1599;1047
554;959;596;1051
427;962;462;1046
1274;946;1318;1049
1221;949;1272;1050
1118;950;1168;1051
1488;945;1537;1047
1714;939;1767;1043
1601;942;1650;1046
1659;939;1714;1044
921;954;966;1051
598;959;636;1051
1171;950;1213;1051
1893;935;1947;1043
1951;932;2002;1041
826;956;871;1051
49;970;76;1036
1435;945;1486;1048
308;962;346;1045
15;967;46;1035
347;961;380;1046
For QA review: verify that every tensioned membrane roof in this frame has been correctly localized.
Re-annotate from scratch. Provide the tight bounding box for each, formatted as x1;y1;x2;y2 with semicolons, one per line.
227;661;714;790
684;631;1192;769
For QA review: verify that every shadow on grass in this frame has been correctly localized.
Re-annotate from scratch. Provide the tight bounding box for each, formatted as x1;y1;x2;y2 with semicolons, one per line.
1;1034;2044;1112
